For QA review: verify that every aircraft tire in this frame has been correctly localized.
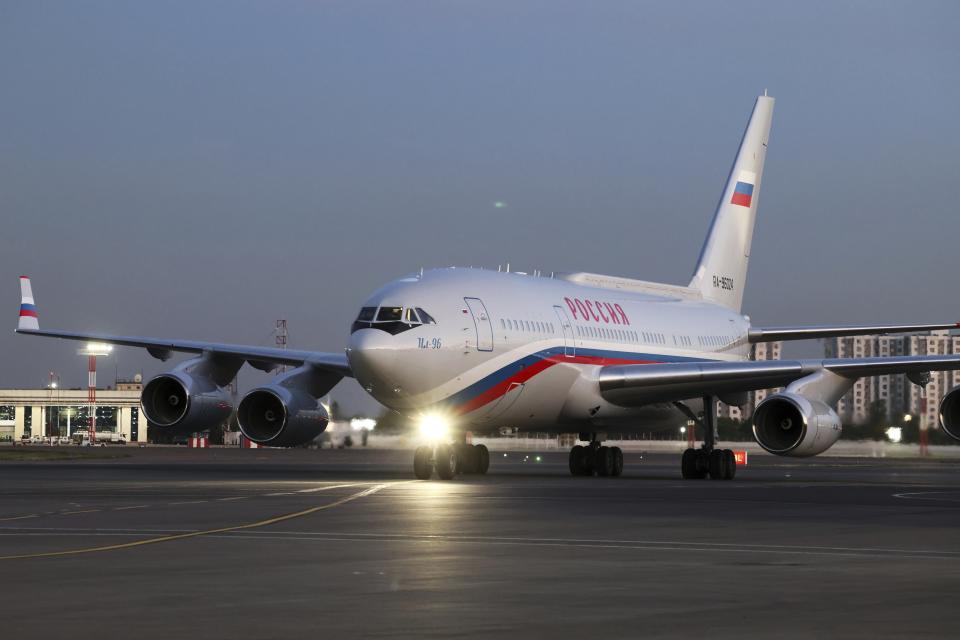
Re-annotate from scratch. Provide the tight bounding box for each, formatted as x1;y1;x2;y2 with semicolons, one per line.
708;449;726;480
723;449;737;480
413;446;433;480
595;446;614;477
569;445;587;476
611;447;624;477
435;444;458;480
475;444;490;475
681;448;704;479
455;443;478;474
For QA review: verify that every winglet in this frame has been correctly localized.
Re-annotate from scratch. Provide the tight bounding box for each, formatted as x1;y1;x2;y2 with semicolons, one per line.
18;276;39;331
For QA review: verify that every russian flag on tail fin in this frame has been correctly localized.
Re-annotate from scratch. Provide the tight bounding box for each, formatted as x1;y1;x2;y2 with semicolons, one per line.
18;276;39;331
730;171;756;207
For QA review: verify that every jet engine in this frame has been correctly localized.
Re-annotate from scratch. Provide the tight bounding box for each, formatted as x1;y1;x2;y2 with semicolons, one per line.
938;386;960;441
752;392;842;457
237;385;329;447
141;371;233;434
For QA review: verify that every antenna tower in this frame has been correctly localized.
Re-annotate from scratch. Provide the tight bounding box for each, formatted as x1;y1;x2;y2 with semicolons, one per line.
275;319;288;374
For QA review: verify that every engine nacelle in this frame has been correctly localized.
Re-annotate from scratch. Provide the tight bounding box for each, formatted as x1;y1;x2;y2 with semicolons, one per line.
141;372;233;434
236;385;329;447
938;386;960;441
752;392;842;457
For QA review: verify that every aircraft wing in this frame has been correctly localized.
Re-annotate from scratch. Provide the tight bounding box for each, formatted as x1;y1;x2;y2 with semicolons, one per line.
598;355;960;406
15;277;351;376
748;323;959;342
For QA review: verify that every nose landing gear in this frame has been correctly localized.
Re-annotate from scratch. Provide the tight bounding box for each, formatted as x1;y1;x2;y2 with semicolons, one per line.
568;434;624;477
413;442;490;480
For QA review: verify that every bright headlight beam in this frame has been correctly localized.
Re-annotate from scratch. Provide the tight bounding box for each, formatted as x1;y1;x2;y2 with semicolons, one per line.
418;413;449;441
885;426;902;444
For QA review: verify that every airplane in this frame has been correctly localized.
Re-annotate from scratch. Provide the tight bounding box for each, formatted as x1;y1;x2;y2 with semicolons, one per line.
16;93;960;481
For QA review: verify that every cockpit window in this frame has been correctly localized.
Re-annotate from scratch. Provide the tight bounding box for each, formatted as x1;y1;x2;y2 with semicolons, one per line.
377;307;403;322
351;306;438;335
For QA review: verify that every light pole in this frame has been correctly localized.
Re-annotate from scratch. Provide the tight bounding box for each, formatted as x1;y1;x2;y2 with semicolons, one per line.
78;342;112;445
63;407;75;439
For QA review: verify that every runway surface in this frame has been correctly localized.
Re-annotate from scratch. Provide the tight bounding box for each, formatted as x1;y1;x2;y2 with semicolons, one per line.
2;446;959;639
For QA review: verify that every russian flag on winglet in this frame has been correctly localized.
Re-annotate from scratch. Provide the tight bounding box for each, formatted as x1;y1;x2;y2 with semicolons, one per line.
18;276;39;331
730;170;756;207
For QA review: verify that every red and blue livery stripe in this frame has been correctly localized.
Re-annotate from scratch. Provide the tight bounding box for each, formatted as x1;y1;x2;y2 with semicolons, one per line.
19;302;38;318
444;346;706;415
730;181;754;207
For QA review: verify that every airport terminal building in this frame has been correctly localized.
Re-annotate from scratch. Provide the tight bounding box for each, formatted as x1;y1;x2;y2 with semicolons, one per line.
0;382;145;443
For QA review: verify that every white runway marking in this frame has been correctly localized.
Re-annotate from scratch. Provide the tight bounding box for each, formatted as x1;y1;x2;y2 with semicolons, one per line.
202;531;960;560
893;491;960;503
295;483;362;493
1;526;956;560
168;501;208;506
113;505;147;511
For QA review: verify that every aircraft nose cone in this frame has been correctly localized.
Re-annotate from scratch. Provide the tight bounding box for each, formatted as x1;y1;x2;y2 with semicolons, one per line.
347;329;399;392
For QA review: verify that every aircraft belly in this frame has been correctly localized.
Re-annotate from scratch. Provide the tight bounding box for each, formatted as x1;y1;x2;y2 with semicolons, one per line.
464;360;691;434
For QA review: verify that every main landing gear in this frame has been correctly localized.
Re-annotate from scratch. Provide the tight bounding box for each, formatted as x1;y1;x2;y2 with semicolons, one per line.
413;442;490;480
680;395;736;480
568;433;624;477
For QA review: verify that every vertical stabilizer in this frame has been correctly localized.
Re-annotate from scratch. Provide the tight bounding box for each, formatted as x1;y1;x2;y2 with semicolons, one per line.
689;94;774;312
18;276;39;331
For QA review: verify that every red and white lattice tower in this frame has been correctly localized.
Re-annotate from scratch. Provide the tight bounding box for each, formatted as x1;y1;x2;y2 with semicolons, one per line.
88;355;97;443
78;343;111;444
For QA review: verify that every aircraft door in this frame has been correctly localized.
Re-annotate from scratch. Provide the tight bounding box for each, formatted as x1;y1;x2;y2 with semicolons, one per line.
464;297;494;352
553;305;575;357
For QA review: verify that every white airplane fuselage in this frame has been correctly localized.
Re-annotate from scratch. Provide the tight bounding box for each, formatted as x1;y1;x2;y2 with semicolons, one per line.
347;267;750;434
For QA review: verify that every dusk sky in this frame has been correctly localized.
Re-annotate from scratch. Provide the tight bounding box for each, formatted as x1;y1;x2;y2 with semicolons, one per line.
2;1;958;413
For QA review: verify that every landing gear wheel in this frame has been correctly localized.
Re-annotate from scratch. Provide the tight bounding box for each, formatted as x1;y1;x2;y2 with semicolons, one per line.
723;449;737;480
594;446;614;477
434;444;458;480
611;446;624;477
569;445;589;476
708;449;724;479
413;446;433;480
455;443;478;474
681;448;702;479
474;444;490;475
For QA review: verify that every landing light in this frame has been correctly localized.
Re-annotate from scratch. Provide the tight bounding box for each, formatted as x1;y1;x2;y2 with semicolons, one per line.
418;413;450;441
350;418;377;431
885;426;903;444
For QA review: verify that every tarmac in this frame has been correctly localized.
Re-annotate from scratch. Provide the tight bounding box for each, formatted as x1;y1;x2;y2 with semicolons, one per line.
1;446;959;639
